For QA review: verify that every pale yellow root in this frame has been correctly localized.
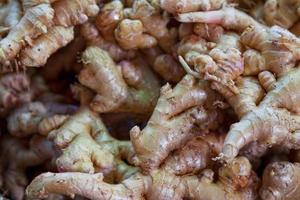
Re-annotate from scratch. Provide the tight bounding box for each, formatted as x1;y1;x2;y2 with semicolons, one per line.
0;4;54;65
19;26;74;67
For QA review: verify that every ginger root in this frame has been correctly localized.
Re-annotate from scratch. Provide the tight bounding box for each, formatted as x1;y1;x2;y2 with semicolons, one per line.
220;67;300;163
0;4;54;65
260;161;300;200
79;46;160;114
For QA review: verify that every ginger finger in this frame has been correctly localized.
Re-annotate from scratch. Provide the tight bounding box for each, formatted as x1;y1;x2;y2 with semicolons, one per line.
0;4;54;65
52;0;99;27
162;132;225;175
177;6;263;32
80;22;136;62
21;0;58;10
160;0;226;14
258;71;276;92
115;19;157;50
241;25;300;76
79;46;160;114
130;75;209;172
260;161;300;200
220;67;300;163
4;0;21;28
95;0;124;42
19;26;74;67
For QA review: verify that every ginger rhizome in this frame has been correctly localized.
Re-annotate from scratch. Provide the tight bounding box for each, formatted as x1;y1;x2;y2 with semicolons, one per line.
220;67;300;163
26;157;259;200
79;46;160;114
0;4;54;65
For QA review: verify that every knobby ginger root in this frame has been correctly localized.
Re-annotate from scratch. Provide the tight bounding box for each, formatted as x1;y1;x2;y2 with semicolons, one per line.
26;157;259;200
48;107;136;180
19;26;74;67
130;75;214;171
160;0;226;14
52;0;99;27
80;22;136;62
115;19;157;49
79;46;160;114
0;4;54;65
21;0;58;10
162;132;225;175
264;0;300;29
180;32;244;94
241;25;300;76
220;67;300;163
125;0;177;52
95;0;124;42
0;135;57;200
260;161;300;200
177;6;263;32
7;101;77;137
153;54;185;83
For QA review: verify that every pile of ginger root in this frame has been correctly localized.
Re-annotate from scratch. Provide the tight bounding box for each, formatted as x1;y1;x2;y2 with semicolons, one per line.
1;0;300;199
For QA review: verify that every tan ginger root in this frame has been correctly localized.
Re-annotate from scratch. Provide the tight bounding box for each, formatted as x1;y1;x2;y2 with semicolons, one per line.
180;32;244;94
7;101;77;137
161;132;225;175
52;0;99;27
160;0;226;13
125;0;177;52
95;0;124;42
153;54;185;83
0;4;54;65
264;0;300;29
26;157;259;200
80;22;136;62
216;77;265;119
0;135;57;200
115;19;157;49
19;26;74;67
79;46;160;114
47;108;137;180
177;6;263;32
241;25;300;76
21;0;58;10
260;161;300;200
130;74;222;172
220;67;300;163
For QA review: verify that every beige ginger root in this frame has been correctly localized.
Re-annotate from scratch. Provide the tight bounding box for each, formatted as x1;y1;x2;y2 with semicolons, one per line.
160;0;226;14
260;161;300;200
0;4;54;65
19;26;74;67
47;107;136;180
220;67;300;163
52;0;99;27
180;32;244;94
130;74;220;172
177;6;263;32
0;135;57;200
80;22;136;62
264;0;300;29
21;0;58;10
79;46;160;114
7;101;77;137
115;19;157;49
95;0;124;42
161;132;225;175
26;157;259;200
241;25;300;76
